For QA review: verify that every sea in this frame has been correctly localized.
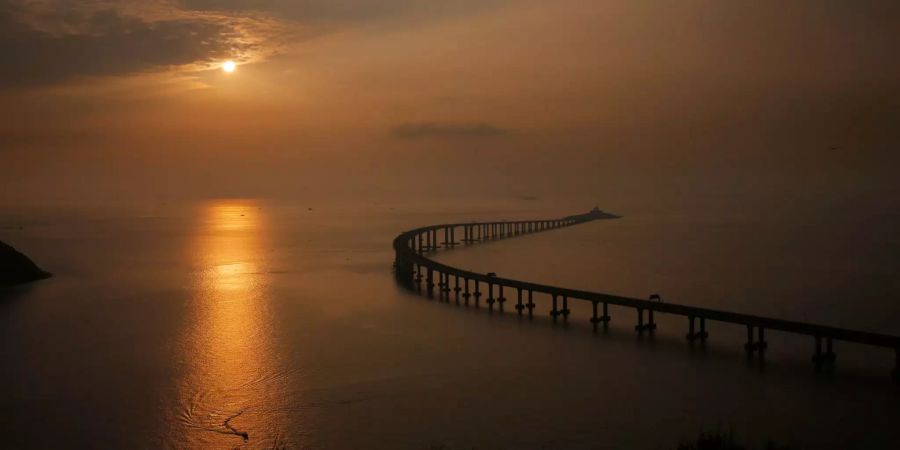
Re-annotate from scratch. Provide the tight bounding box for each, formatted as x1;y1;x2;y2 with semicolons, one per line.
1;198;898;449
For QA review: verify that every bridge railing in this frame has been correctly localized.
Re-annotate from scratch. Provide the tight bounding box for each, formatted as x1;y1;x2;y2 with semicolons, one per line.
392;211;900;381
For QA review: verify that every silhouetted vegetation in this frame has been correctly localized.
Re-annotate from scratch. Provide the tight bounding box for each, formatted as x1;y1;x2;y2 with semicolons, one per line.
677;429;796;450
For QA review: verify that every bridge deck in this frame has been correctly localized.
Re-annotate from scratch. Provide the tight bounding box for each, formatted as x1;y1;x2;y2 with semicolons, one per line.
392;212;900;379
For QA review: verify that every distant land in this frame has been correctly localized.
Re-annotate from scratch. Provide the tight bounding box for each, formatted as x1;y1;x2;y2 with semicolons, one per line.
0;240;51;286
564;206;621;221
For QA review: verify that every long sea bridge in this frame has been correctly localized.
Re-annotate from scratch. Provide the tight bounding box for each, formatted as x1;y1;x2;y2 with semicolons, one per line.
393;209;900;382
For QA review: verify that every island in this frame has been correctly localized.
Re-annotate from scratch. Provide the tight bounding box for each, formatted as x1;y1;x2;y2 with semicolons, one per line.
0;240;51;286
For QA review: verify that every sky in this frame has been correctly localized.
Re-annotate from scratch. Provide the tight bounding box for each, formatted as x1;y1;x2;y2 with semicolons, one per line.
1;0;898;213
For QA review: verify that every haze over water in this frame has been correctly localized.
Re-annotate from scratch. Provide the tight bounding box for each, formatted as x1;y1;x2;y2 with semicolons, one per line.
1;0;899;448
2;198;898;449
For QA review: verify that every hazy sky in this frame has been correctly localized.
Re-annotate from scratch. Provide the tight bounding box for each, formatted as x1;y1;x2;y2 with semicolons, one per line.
1;0;898;212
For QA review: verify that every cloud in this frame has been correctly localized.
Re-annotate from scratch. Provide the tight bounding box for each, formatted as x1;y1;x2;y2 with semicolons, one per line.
178;0;503;23
0;0;283;88
390;122;509;140
0;0;505;89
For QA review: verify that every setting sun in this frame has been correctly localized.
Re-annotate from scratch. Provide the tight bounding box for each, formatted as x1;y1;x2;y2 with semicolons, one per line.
222;60;236;73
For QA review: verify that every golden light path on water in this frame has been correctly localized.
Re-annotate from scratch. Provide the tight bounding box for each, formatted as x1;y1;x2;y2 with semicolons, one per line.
171;200;294;449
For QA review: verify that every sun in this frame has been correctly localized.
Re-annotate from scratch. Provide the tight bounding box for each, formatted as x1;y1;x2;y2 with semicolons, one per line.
222;60;236;73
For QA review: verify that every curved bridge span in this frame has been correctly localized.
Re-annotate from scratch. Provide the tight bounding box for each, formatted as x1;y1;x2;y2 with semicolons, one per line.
393;209;900;381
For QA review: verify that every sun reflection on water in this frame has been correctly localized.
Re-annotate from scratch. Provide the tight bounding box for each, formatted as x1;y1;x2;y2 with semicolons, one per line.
172;200;290;448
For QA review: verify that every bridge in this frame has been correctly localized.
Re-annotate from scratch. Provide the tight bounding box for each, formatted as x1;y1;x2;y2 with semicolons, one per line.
393;209;900;382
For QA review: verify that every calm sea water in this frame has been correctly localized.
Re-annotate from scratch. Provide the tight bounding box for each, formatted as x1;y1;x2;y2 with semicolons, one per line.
1;199;898;449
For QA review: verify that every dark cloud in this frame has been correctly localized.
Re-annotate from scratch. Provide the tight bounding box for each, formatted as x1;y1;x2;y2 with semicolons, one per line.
391;122;509;140
179;0;502;23
0;1;272;88
181;0;412;21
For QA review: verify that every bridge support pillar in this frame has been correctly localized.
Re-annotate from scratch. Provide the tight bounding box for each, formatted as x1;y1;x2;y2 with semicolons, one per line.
526;290;535;317
759;327;767;351
686;316;695;340
453;275;461;300
515;288;524;314
426;269;434;297
462;278;471;305
486;283;495;309
498;285;506;308
743;326;767;354
550;294;560;320
561;296;570;318
635;308;656;333
474;280;481;307
440;273;451;297
686;316;708;341
812;336;836;366
699;318;708;340
590;301;611;328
